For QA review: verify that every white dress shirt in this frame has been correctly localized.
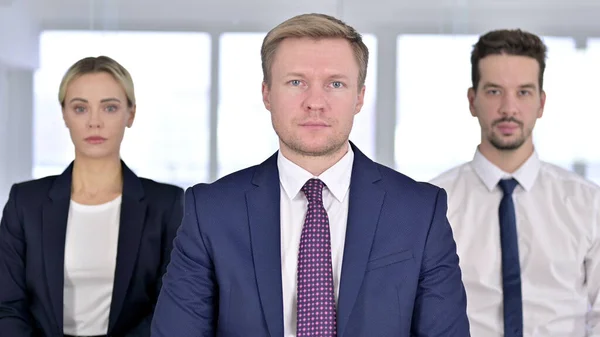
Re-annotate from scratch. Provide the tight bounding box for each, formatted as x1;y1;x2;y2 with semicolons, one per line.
430;148;600;336
63;196;121;336
278;145;354;337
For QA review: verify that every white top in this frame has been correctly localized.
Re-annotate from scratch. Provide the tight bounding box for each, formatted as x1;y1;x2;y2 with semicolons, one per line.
278;145;354;337
430;149;600;336
63;195;122;336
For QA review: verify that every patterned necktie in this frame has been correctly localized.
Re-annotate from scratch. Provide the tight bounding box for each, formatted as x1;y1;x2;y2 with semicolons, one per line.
498;178;523;337
297;178;337;337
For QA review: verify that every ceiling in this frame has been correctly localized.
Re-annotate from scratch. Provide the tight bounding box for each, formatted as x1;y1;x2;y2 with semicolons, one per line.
20;0;600;37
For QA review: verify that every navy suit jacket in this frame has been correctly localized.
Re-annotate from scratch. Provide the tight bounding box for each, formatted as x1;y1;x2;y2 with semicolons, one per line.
151;145;470;336
0;161;184;337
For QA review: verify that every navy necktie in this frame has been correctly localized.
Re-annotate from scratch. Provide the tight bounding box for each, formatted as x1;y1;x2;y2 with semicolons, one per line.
498;178;523;337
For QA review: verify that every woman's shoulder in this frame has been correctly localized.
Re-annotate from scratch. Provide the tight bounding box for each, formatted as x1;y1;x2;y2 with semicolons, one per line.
11;175;61;197
3;175;64;212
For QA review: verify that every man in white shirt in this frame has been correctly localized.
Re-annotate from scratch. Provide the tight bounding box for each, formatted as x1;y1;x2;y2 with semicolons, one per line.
431;29;600;337
152;13;470;337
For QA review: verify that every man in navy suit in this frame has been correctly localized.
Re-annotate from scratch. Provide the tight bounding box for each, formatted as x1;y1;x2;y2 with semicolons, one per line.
151;13;470;337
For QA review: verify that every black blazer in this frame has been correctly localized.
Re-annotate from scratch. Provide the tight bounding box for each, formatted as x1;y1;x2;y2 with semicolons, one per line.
0;161;184;337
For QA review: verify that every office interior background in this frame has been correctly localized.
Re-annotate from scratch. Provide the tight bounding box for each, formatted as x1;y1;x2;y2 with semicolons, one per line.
1;0;599;206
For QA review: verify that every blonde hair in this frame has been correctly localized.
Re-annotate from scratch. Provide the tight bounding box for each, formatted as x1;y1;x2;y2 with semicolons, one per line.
261;13;369;89
58;56;135;108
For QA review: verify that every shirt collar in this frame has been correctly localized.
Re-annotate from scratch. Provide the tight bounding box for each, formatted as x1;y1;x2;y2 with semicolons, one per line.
471;147;541;192
277;144;354;202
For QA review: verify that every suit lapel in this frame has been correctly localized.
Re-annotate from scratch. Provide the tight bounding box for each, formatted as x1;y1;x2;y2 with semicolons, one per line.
246;153;284;337
42;165;72;334
337;144;385;337
108;162;147;332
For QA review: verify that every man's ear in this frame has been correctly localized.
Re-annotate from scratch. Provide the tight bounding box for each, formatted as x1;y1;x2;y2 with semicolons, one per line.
262;82;271;111
538;90;546;119
467;87;477;117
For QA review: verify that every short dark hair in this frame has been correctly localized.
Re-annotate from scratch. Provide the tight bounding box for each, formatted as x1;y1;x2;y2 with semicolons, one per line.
471;29;547;91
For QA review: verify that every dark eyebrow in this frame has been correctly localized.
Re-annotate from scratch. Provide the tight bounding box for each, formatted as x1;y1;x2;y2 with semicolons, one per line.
482;82;538;90
518;83;537;90
482;83;502;89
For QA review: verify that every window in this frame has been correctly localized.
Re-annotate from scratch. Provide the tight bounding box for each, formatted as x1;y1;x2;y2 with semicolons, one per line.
351;34;377;161
533;37;582;169
580;38;600;184
216;33;277;178
34;31;211;187
217;33;377;178
534;37;600;185
395;34;480;182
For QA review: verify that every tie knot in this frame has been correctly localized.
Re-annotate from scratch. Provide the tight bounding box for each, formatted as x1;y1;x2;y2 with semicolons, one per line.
301;178;325;204
498;178;519;196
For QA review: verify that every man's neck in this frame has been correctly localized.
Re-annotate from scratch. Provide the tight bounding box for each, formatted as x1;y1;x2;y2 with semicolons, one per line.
478;141;534;173
280;142;349;176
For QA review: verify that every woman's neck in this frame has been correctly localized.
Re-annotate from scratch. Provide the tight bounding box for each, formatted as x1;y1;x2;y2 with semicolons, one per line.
71;156;123;205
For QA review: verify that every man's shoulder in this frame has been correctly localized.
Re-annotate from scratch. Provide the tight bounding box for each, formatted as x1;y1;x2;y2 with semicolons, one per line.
428;163;472;190
539;160;600;195
374;162;444;200
188;165;259;196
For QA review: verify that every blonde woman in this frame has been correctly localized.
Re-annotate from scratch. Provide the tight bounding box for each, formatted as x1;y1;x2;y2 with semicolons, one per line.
0;56;184;337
